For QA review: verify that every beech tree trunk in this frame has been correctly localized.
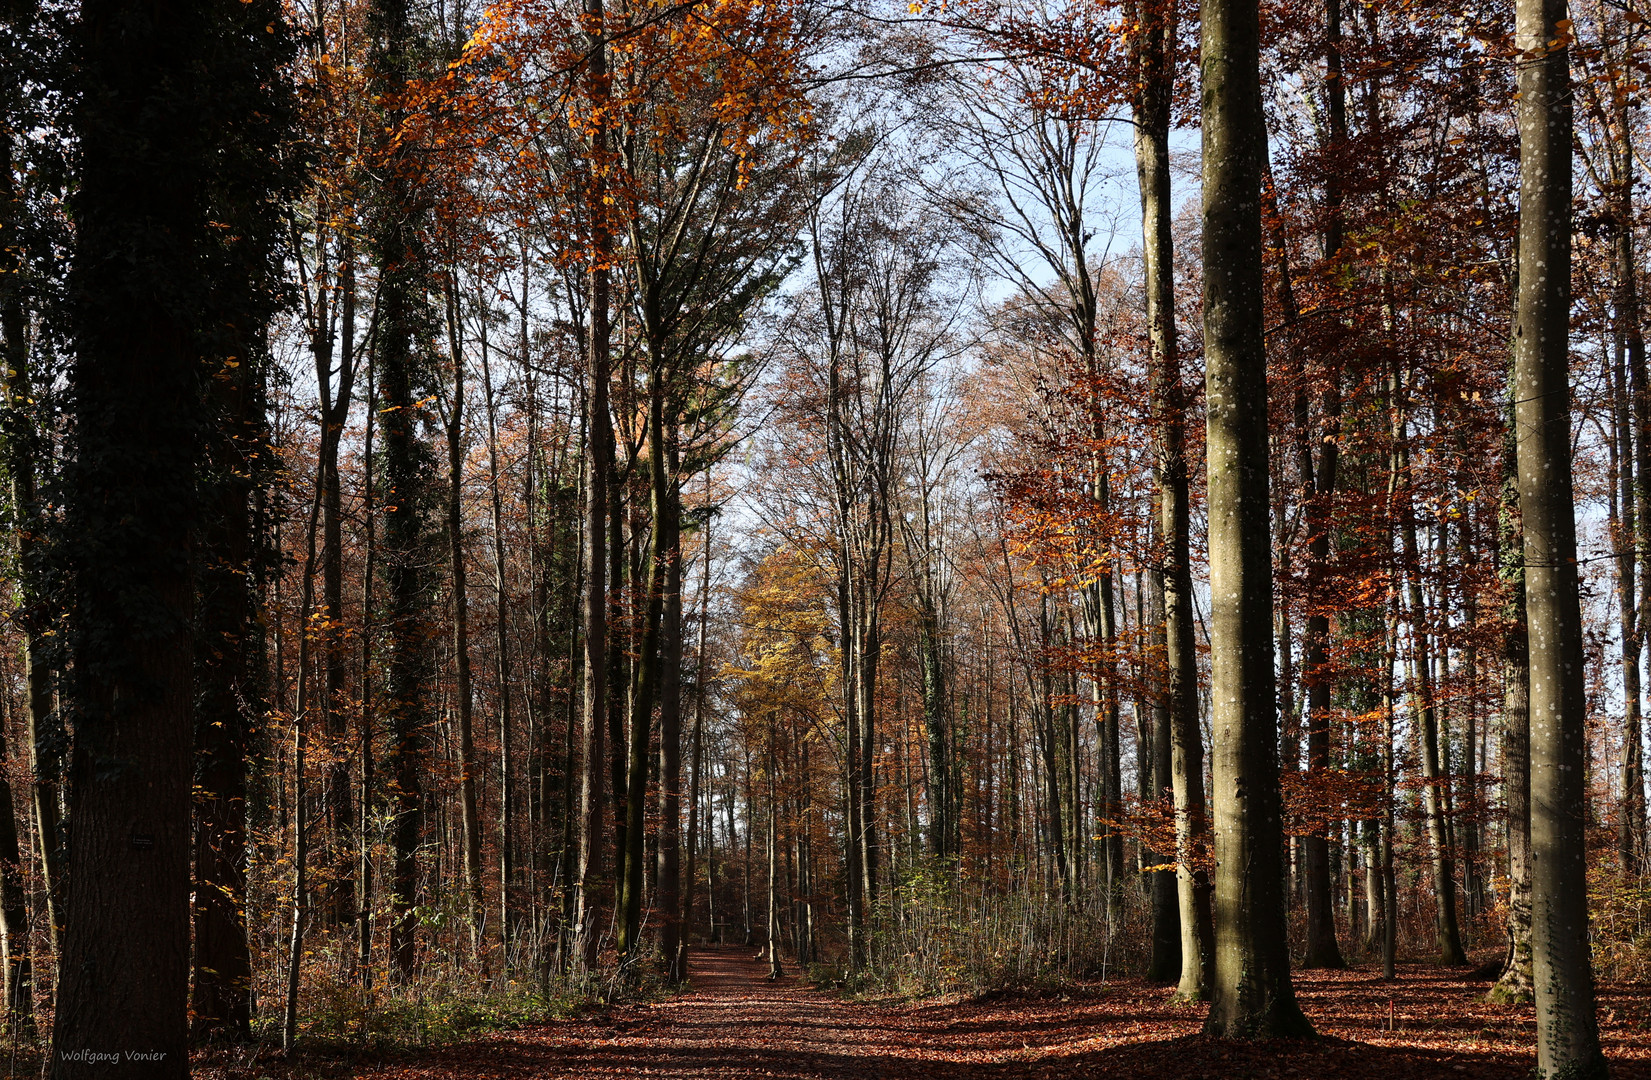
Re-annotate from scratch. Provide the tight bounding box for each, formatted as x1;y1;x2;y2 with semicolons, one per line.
1512;0;1606;1070
1132;0;1191;985
1199;0;1313;1036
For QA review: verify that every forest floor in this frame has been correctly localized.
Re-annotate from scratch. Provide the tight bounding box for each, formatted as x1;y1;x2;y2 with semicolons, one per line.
204;946;1651;1079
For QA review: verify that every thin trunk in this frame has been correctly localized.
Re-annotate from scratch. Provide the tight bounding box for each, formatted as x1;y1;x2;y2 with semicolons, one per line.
481;311;517;949
191;330;264;1041
321;243;359;927
618;363;668;959
1399;438;1467;966
657;438;684;982
1298;0;1347;968
444;275;485;945
1615;81;1648;875
678;474;712;979
766;712;781;981
0;29;37;1034
571;0;612;975
358;349;377;986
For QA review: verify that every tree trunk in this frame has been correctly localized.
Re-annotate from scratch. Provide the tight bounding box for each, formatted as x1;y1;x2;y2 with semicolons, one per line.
1133;0;1189;986
618;364;669;960
320;245;358;928
358;351;377;986
570;0;612;976
0;122;39;1032
0;697;30;1035
444;277;485;946
1614;83;1648;877
1398;445;1467;966
0;155;63;967
766;712;782;981
480;316;517;951
1199;0;1313;1035
1488;577;1533;1003
1512;0;1605;1069
367;0;434;981
51;0;206;1067
191;322;264;1041
657;441;684;982
678;472;712;979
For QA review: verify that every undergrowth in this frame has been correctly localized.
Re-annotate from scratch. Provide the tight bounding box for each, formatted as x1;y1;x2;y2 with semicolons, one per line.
830;867;1147;1000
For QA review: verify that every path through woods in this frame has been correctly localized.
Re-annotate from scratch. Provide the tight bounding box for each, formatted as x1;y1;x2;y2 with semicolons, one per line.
225;947;1651;1080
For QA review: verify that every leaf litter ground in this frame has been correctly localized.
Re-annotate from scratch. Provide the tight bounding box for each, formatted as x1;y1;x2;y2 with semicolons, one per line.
201;946;1651;1079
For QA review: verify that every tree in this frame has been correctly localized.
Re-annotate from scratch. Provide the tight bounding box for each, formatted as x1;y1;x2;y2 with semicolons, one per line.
1512;0;1607;1071
1127;0;1206;991
367;0;439;978
1198;0;1314;1039
571;0;614;976
53;0;225;1068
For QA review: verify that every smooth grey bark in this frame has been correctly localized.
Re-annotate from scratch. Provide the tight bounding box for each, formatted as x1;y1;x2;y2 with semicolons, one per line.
1199;0;1314;1037
1512;0;1606;1071
1130;0;1198;989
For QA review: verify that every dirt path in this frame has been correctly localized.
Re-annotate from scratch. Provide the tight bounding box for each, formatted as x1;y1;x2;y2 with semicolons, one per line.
335;948;1651;1080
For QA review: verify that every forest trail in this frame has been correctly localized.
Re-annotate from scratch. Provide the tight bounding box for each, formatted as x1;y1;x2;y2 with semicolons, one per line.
326;949;1651;1080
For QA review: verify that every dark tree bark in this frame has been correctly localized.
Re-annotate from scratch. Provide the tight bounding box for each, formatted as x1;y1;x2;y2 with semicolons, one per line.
677;485;712;979
442;275;485;944
0;86;38;1032
52;0;210;1070
1298;0;1348;972
1198;0;1314;1037
570;0;612;973
190;335;266;1042
318;247;359;929
479;320;518;948
657;438;685;982
366;0;434;979
618;366;669;959
1398;440;1467;966
1611;73;1648;877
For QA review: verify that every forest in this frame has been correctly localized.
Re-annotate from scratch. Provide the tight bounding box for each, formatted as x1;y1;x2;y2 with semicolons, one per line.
0;0;1647;1075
